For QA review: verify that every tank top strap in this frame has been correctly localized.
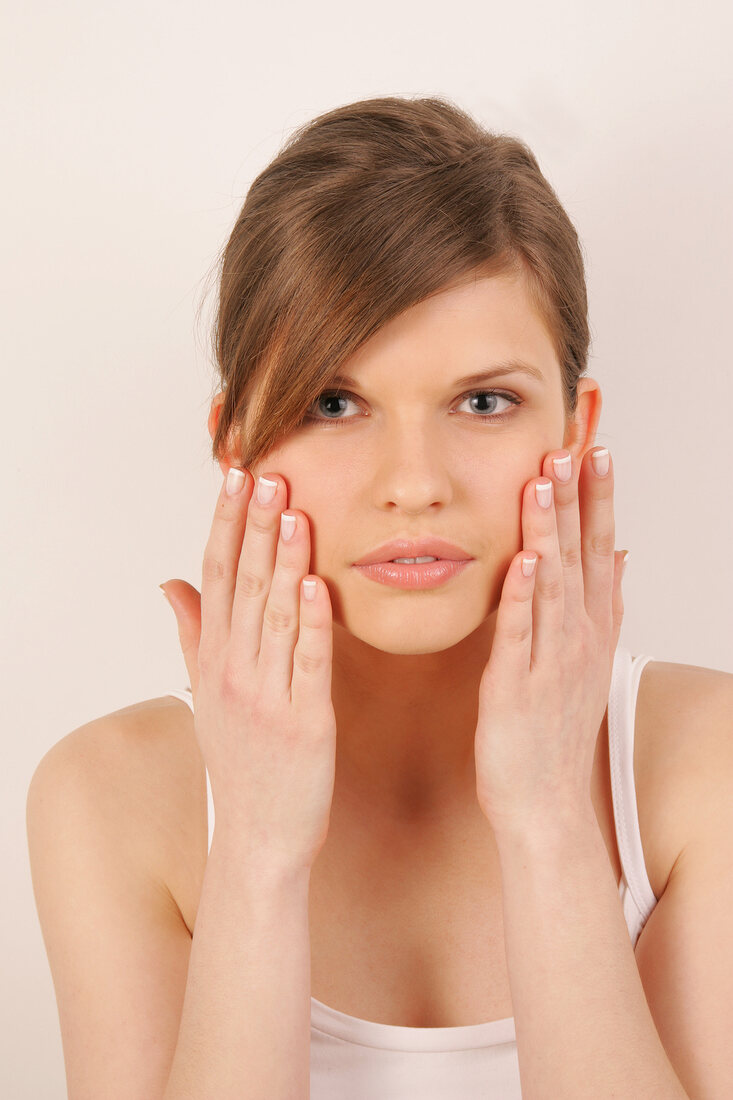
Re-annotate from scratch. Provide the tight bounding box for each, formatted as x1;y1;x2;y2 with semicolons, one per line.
607;647;658;925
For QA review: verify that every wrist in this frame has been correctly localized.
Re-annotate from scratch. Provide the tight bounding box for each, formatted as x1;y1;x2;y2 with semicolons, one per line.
209;824;315;885
490;800;599;857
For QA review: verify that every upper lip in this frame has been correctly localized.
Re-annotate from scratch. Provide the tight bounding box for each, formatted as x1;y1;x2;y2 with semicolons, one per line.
353;537;474;566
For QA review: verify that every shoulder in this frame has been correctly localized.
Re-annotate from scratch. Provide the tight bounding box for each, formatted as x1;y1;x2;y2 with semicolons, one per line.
633;656;733;898
28;695;204;913
30;693;200;803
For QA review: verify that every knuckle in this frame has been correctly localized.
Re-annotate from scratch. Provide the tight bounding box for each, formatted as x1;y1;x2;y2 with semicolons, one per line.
246;510;275;536
506;623;533;646
202;552;227;583
560;544;582;570
263;602;296;636
218;672;239;703
590;531;616;557
219;664;248;702
293;647;326;676
276;554;304;577
514;583;534;606
537;575;564;602
235;568;268;599
248;694;276;729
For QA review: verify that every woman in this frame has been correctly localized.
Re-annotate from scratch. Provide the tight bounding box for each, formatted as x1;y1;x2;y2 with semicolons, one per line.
27;95;732;1099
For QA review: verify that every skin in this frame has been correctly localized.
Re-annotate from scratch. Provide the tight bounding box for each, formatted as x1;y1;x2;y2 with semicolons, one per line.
208;268;603;838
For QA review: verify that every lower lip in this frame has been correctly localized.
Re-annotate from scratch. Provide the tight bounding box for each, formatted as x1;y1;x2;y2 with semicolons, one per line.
352;559;473;589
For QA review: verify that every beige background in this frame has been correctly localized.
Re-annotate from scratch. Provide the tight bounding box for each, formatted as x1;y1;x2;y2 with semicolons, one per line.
4;0;732;1095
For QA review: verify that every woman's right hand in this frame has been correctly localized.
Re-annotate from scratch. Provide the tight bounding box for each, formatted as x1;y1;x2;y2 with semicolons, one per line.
159;467;337;873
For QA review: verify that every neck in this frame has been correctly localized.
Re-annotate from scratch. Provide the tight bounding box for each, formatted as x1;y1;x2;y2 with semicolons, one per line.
326;619;611;842
328;618;496;830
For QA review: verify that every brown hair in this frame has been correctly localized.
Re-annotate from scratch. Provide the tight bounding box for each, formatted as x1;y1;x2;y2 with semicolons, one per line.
207;94;590;471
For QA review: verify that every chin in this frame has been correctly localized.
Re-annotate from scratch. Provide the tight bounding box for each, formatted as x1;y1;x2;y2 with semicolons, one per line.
336;607;486;656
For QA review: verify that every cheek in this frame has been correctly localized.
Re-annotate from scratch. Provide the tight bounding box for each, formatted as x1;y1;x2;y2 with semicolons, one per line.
283;482;345;565
471;480;527;560
472;476;523;519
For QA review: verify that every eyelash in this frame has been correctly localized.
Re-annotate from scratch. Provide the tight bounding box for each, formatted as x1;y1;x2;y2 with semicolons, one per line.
304;388;523;428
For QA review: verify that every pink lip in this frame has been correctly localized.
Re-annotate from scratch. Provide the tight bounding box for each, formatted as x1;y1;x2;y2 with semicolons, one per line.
352;536;473;567
353;559;473;589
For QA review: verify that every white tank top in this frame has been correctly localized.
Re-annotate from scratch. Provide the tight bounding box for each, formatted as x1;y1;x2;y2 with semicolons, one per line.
165;643;658;1099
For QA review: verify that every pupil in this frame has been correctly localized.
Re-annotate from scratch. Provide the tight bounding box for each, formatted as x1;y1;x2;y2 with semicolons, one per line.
321;394;345;417
473;393;496;413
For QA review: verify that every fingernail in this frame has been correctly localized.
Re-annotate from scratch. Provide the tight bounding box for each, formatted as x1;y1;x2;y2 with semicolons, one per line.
159;584;171;606
552;452;572;482
591;448;610;477
535;480;553;508
622;550;630;576
226;467;246;495
522;554;538;577
257;475;277;505
281;512;297;541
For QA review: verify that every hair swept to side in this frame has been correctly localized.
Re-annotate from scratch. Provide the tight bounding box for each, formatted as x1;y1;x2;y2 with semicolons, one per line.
206;94;590;470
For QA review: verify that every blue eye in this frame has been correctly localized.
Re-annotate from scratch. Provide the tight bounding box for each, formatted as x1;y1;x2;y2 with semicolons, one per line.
456;390;522;421
303;388;522;427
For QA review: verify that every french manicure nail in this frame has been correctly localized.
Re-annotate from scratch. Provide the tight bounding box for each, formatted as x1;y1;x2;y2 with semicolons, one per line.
226;467;246;495
591;448;610;477
535;480;553;508
552;453;572;482
257;476;277;505
281;512;297;541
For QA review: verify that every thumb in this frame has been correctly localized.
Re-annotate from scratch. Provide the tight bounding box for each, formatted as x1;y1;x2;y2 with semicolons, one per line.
159;580;202;698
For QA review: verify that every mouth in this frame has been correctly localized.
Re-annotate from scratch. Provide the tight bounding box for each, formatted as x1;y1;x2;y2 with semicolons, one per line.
371;555;472;565
352;557;474;589
353;539;474;567
387;556;442;564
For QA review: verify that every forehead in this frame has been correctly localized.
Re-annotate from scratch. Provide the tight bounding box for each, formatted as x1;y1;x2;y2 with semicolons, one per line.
336;269;559;385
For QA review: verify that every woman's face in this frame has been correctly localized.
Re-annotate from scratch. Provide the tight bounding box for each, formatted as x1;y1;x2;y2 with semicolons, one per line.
215;269;598;656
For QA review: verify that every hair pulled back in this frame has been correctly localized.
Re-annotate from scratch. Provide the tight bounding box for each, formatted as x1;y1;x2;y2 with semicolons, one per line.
208;94;590;470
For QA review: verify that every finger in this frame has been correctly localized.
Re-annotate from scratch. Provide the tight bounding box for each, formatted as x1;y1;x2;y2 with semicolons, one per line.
160;580;203;699
523;475;564;663
579;447;616;627
543;448;584;625
290;575;335;716
228;472;289;665
610;549;627;655
255;508;312;692
484;550;538;678
199;466;254;660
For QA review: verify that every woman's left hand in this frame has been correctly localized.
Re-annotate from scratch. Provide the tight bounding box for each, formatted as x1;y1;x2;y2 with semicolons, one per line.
474;445;627;838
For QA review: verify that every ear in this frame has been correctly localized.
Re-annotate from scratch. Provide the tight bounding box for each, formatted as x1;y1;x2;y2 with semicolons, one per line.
208;391;241;476
208;390;224;442
563;378;602;460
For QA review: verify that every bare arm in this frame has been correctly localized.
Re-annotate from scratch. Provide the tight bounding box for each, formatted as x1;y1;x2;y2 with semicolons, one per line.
164;824;312;1100
26;716;313;1100
28;463;335;1096
159;462;339;1096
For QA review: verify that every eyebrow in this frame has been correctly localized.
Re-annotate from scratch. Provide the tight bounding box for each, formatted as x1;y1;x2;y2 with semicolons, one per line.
327;359;545;390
